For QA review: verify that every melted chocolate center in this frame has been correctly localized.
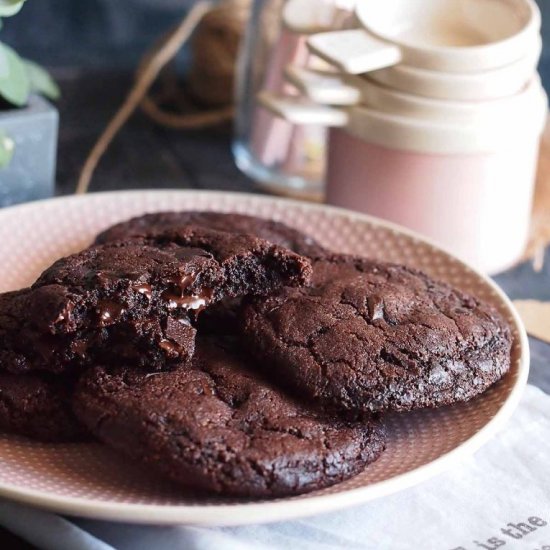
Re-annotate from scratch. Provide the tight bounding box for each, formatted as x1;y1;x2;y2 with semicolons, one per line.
96;300;126;326
133;282;153;300
161;270;213;313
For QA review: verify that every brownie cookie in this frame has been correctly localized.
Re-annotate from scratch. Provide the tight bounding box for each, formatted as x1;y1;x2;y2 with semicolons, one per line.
95;211;327;257
96;212;326;337
0;371;85;442
0;227;311;374
240;255;512;413
73;339;385;497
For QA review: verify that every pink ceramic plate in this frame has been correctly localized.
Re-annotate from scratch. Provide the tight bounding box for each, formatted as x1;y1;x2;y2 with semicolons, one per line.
0;190;528;526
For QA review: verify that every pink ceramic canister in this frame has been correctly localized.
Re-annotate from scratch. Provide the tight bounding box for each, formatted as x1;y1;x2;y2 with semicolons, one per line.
325;80;548;274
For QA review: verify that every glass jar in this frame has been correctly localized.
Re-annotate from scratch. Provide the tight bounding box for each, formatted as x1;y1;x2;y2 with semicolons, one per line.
233;0;353;201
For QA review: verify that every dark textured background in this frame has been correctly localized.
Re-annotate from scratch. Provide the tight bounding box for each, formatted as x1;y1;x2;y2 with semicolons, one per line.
3;0;546;198
2;0;198;68
2;0;549;91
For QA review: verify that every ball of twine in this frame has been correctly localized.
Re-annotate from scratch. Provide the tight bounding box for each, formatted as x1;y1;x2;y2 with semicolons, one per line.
187;0;252;107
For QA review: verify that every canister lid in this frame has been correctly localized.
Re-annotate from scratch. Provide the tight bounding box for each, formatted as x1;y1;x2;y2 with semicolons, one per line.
344;78;548;154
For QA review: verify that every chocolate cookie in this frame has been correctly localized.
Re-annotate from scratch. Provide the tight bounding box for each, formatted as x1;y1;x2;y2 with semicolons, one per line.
240;255;512;413
96;212;326;337
0;371;85;442
73;339;385;497
0;227;311;374
95;211;327;257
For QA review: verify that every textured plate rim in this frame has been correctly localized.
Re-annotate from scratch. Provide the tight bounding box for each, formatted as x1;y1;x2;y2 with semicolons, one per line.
0;190;530;526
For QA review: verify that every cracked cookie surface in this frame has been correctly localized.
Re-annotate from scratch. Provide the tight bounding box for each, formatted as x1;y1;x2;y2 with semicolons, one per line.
0;227;311;374
96;212;325;337
73;338;385;497
240;255;512;413
95;211;327;257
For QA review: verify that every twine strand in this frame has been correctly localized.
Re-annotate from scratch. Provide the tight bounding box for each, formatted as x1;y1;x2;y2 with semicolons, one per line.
76;0;214;195
140;95;234;129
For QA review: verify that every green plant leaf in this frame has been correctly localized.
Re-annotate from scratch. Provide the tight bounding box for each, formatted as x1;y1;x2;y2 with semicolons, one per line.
0;42;30;106
0;0;25;17
25;60;60;100
0;132;14;168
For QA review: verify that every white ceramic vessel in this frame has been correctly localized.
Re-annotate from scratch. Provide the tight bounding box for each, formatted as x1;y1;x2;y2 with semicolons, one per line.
308;0;541;74
367;35;542;100
356;74;544;123
285;65;544;124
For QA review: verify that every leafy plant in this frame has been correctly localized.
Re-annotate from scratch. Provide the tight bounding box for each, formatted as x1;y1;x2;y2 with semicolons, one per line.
0;130;13;167
0;0;59;107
